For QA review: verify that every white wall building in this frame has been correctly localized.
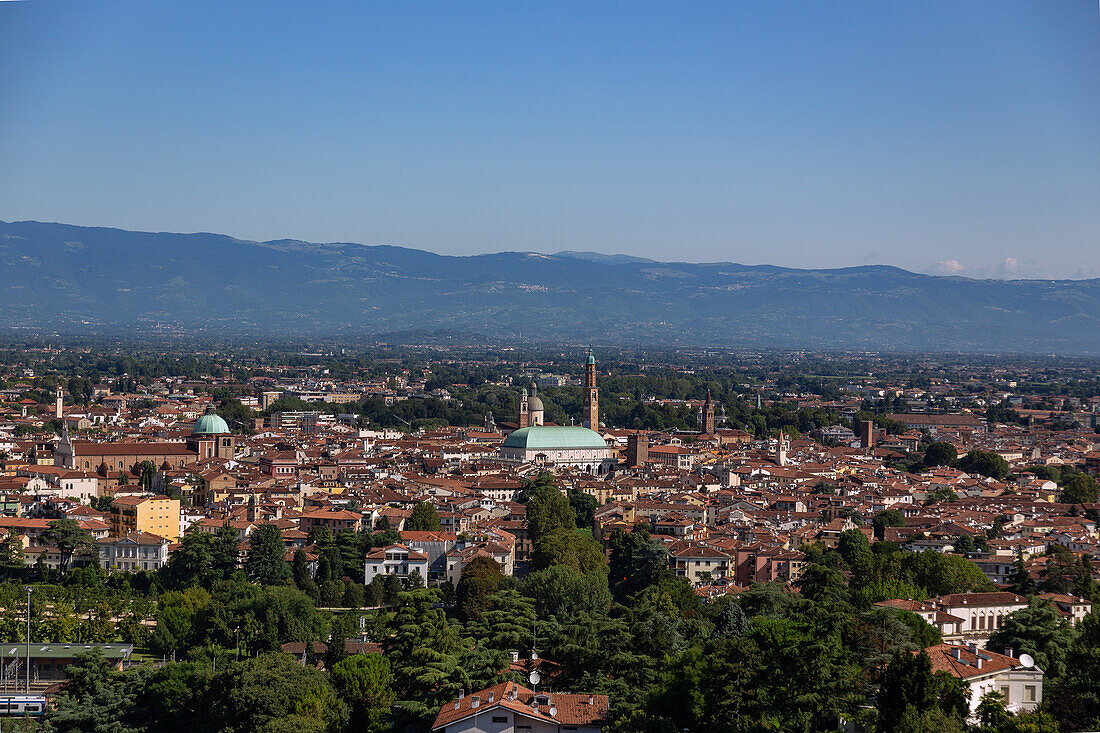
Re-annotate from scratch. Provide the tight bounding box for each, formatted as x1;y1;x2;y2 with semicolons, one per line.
926;644;1043;719
364;544;429;583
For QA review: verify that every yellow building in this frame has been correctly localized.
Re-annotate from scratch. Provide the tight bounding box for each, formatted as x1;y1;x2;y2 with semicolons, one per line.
109;495;180;542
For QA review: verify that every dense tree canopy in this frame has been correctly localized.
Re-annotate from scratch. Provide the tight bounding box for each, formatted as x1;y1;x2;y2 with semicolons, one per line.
406;501;442;532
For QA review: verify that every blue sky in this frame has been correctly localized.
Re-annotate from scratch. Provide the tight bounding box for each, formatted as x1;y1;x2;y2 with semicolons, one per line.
1;1;1098;278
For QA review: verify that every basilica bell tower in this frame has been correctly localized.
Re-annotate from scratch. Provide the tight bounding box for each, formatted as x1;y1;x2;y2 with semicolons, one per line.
583;351;599;429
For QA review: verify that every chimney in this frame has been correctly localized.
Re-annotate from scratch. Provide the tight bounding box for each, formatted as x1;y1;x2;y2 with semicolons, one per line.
589;695;595;705
968;643;978;655
510;650;519;663
1005;647;1013;658
976;657;983;670
952;648;962;660
471;696;480;709
488;692;494;703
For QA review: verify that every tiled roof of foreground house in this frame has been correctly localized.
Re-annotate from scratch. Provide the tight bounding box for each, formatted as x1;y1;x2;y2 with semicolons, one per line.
432;681;608;730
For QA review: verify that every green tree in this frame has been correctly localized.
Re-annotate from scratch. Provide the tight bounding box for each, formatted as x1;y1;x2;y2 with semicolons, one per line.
42;517;96;574
838;529;873;585
989;598;1077;682
0;531;24;578
330;654;396;732
958;449;1010;480
245;525;290;585
463;589;538;655
406;501;442;532
877;649;968;732
976;690;1010;728
523;565;612;619
872;510;905;540
1041;544;1079;595
208;652;343;733
923;441;957;468
900;551;996;595
137;460;158;490
608;525;668;601
455;556;503;622
525;481;576;544
1062;473;1100;504
568;489;600;530
531;528;607;574
291;548;318;600
162;529;215;588
383;588;469;728
211;521;242;579
1009;549;1037;595
48;648;141;733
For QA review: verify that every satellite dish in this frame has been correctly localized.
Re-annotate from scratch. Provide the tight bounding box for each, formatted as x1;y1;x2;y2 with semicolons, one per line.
1018;653;1035;668
549;706;558;717
529;671;541;685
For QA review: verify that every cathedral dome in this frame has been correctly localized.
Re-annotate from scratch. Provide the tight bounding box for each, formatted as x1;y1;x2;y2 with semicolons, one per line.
192;406;230;435
528;395;544;411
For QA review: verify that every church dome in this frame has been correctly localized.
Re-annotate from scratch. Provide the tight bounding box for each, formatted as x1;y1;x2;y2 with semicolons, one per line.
192;406;230;435
528;395;544;411
502;426;607;450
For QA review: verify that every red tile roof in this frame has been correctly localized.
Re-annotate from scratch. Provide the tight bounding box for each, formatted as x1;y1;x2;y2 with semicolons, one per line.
432;681;608;730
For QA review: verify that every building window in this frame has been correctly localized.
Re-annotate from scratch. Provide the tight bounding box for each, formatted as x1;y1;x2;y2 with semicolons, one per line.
1025;685;1036;702
1001;686;1011;703
491;717;508;723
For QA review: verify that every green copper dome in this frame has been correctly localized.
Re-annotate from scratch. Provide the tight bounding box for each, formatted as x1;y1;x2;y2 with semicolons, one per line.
192;407;230;435
502;426;607;450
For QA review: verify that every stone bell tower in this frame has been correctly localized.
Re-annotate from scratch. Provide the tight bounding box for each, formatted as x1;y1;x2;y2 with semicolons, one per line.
518;387;530;429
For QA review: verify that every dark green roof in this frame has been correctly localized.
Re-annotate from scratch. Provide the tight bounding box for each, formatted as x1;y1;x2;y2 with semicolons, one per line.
0;644;132;659
192;410;230;435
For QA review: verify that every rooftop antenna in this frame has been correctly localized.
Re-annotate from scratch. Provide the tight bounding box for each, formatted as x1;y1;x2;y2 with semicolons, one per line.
528;617;541;691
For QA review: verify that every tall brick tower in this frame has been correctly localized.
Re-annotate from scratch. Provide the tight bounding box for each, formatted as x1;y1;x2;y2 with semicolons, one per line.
583;351;599;429
703;390;715;435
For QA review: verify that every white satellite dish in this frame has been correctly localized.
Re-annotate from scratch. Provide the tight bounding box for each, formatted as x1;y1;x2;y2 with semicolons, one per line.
1018;653;1035;668
549;706;558;717
529;671;541;685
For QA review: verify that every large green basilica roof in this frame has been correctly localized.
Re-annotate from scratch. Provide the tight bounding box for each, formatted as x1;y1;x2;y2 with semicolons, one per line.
502;426;607;450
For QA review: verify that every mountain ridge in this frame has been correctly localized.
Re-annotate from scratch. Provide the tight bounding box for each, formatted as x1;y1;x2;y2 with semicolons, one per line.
3;219;1099;353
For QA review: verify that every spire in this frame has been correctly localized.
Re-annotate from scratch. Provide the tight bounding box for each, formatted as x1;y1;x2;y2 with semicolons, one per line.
702;389;715;435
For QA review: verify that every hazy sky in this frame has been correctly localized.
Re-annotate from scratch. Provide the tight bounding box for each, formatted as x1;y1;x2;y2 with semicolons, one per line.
2;2;1098;278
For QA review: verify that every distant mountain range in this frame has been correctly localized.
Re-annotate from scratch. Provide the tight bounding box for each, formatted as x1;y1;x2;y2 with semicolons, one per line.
2;220;1100;353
